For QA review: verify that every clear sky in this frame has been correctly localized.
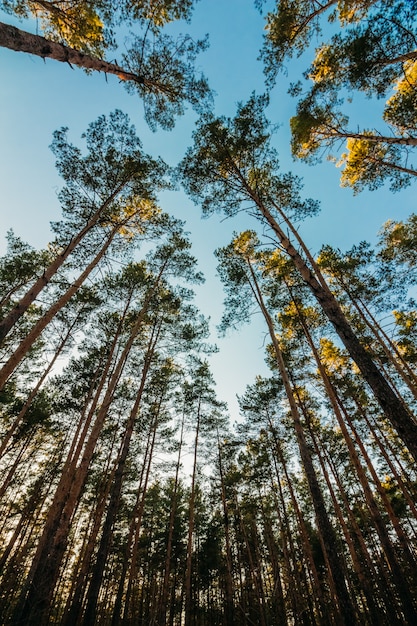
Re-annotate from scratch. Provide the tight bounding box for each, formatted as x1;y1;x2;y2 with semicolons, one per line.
1;0;416;420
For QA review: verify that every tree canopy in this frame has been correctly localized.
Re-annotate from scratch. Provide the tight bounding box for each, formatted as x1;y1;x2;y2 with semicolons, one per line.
1;1;417;624
261;0;417;190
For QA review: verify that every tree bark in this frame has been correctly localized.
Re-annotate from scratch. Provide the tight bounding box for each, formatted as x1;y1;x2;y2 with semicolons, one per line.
0;225;119;389
247;261;357;625
10;276;161;625
0;21;173;94
81;321;161;624
254;191;417;462
0;181;127;344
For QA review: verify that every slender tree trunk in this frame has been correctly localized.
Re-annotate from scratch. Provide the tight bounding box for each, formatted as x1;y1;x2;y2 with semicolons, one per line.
378;50;417;66
81;322;162;624
10;284;156;625
122;418;158;623
319;429;404;625
216;435;236;626
0;182;127;344
305;419;383;626
247;261;357;625
233;491;268;626
327;128;417;147
0;316;78;460
0;225;119;389
0;21;173;93
158;410;187;626
243;182;417;461
333;277;417;399
292;295;417;622
271;460;308;626
60;452;118;626
184;399;201;626
268;423;331;625
111;423;154;626
259;500;288;626
363;410;417;525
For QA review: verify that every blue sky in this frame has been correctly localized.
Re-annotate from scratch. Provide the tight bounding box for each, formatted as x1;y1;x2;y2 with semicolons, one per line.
1;0;416;419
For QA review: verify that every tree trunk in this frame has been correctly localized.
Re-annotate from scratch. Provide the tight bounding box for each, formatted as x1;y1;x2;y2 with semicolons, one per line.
216;435;236;626
0;21;172;93
158;410;187;626
121;418;159;623
60;453;118;626
330;128;417;147
0;181;127;344
184;399;201;626
247;186;417;462
0;316;78;459
0;225;119;389
293;296;417;622
247;261;357;625
81;322;161;624
332;276;417;399
268;422;331;625
10;285;156;625
111;423;155;626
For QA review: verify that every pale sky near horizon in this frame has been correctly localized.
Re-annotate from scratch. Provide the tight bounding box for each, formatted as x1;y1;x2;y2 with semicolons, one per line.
1;0;416;420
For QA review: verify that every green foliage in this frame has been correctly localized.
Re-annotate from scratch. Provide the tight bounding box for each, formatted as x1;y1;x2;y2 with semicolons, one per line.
260;0;380;86
338;137;414;193
0;231;51;310
378;213;417;268
263;0;417;191
1;0;197;53
179;94;319;222
384;61;417;132
123;33;211;131
1;0;211;130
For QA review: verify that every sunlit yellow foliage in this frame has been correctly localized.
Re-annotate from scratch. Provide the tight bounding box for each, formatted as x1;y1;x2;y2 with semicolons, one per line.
380;219;410;255
309;45;340;83
232;230;259;257
319;338;350;373
143;4;171;27
259;248;289;278
393;309;417;332
338;135;387;190
390;60;417;98
277;302;320;340
277;302;299;340
105;197;160;239
29;1;105;53
138;0;192;27
337;0;375;24
384;60;417;131
247;166;270;190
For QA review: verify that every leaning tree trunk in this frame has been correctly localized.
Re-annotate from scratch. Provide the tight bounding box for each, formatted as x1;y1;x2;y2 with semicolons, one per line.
247;261;357;625
0;224;120;389
330;275;417;399
244;181;417;462
81;322;162;625
268;421;331;624
0;316;78;459
0;21;175;94
293;297;417;622
0;181;127;344
10;282;158;626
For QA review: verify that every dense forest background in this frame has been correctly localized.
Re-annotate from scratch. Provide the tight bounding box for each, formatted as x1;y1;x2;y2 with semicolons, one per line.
1;0;417;624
